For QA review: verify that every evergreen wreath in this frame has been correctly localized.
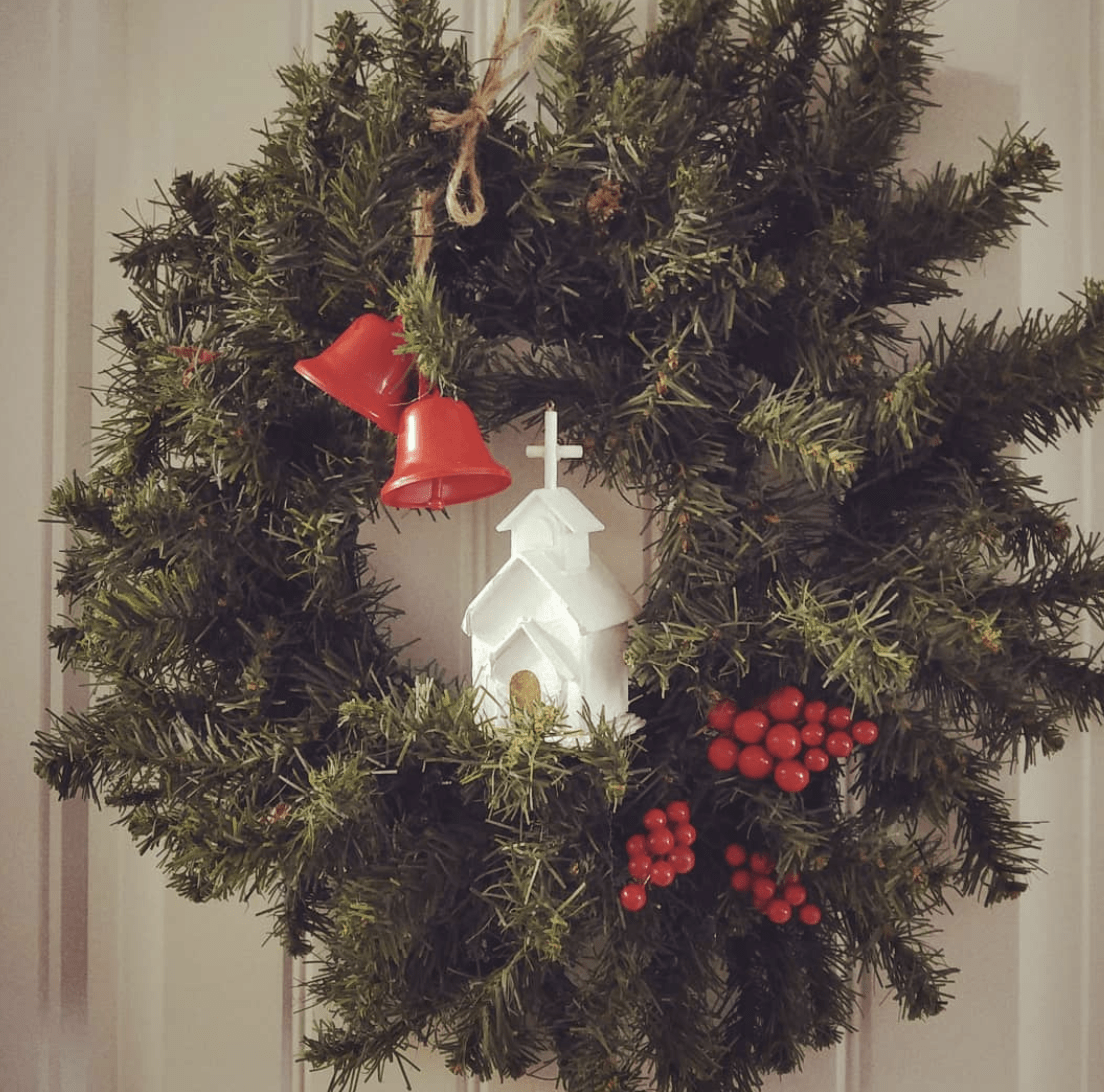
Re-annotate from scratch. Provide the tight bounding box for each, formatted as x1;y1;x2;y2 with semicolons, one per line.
36;2;1104;1090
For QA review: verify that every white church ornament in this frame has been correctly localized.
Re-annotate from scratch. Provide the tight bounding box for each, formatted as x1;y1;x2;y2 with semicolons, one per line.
462;407;643;745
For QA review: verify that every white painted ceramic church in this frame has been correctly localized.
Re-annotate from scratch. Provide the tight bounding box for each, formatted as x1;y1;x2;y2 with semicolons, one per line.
462;408;642;744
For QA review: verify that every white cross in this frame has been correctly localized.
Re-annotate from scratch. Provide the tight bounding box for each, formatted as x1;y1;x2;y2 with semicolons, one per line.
525;405;583;490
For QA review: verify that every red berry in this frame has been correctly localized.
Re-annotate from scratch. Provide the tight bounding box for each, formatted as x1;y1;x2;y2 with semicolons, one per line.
627;854;653;881
730;868;752;892
749;851;775;875
707;699;739;733
674;822;697;846
651;860;676;887
798;903;823;926
825;731;854;758
851;719;879;746
802;700;827;722
724;843;748;868
620;883;648;911
666;800;691;824
707;737;740;771
751;875;777;902
625;833;647;857
826;706;853;730
765;723;802;759
800;721;825;747
669;846;696;874
732;710;769;744
766;685;805;722
643;807;668;830
646;828;675;856
782;882;808;906
773;758;810;793
803;746;830;772
766;898;793;924
737;744;774;780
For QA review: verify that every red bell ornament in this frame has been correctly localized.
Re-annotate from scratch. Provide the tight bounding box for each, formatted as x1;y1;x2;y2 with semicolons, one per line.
294;313;415;433
381;379;512;509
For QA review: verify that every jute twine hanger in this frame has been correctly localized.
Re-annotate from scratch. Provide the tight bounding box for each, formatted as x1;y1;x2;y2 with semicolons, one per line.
413;0;562;275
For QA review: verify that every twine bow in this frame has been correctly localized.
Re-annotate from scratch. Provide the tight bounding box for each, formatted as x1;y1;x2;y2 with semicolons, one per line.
427;0;561;227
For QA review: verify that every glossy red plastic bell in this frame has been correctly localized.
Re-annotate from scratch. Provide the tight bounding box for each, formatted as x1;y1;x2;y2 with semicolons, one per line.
381;380;511;509
294;313;414;433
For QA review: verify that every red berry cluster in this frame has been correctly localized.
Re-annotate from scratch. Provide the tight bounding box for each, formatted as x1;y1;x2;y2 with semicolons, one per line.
724;844;822;925
619;800;697;912
705;685;879;793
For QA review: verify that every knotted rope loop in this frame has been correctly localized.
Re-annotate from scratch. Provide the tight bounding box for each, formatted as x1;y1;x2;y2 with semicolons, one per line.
428;0;561;228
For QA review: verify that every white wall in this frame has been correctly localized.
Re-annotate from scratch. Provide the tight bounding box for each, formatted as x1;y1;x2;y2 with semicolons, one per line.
2;2;1100;1091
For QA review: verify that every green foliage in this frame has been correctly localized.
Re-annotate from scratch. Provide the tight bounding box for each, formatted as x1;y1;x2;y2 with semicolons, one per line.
35;2;1104;1091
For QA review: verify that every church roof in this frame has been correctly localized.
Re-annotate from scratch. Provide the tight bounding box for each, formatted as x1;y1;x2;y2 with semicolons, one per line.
491;620;578;681
496;487;604;536
462;549;638;638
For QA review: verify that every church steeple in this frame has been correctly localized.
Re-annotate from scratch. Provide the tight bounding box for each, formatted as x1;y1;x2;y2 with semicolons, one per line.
525;405;582;490
495;406;601;573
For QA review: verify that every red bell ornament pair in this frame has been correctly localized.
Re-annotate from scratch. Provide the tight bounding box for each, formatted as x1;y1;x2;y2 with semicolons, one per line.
294;313;511;510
